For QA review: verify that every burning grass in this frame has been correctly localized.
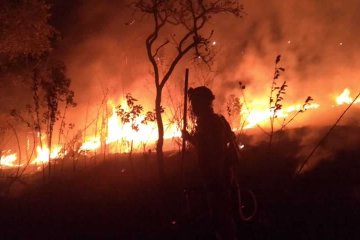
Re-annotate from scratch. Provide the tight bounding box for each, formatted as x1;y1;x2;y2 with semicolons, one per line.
1;53;359;238
0;125;359;239
2;86;358;171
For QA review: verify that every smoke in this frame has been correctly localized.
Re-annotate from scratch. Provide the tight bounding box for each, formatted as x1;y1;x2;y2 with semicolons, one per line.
212;0;360;105
50;0;157;124
47;0;360;127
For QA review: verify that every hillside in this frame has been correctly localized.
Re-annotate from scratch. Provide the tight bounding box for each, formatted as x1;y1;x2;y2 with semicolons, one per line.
0;126;359;239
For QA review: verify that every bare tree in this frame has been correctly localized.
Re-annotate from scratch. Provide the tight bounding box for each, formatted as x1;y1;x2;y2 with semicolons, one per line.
133;0;244;181
10;60;76;179
41;61;76;176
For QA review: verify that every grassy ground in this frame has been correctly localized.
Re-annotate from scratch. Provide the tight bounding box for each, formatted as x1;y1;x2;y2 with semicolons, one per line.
0;126;359;239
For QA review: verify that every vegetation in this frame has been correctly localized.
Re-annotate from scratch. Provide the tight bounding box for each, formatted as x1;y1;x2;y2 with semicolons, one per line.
116;93;156;179
133;0;244;182
0;125;359;239
0;0;55;60
237;55;314;148
0;1;359;239
10;61;76;178
1;0;76;180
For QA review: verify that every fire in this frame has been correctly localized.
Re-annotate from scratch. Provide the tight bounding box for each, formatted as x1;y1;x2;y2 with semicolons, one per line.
241;88;357;129
1;145;64;168
0;151;18;167
242;102;320;129
106;107;124;144
336;88;360;105
31;145;63;165
286;103;320;112
80;137;101;151
243;109;279;129
80;100;181;153
104;103;161;144
1;88;358;169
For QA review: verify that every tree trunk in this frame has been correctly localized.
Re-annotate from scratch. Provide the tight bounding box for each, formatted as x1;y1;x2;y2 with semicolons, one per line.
48;132;52;177
129;139;136;183
155;88;165;183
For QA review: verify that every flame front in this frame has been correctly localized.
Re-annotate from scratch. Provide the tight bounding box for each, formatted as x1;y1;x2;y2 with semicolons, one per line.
242;102;320;129
336;88;360;105
80;137;101;152
31;145;63;165
1;88;358;169
105;106;159;144
80;101;181;153
0;152;18;167
241;88;356;129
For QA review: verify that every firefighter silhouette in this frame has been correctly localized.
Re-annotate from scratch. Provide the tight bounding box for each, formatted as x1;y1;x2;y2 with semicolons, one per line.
182;86;238;240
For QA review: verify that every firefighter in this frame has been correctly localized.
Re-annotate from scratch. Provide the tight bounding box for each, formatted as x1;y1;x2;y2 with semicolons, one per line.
182;86;238;240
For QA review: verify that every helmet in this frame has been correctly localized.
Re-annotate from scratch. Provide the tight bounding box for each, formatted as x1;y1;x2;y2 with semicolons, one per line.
188;86;215;105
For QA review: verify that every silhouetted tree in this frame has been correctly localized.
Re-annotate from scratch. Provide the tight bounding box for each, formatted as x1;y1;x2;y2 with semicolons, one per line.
0;0;55;61
41;61;76;176
1;0;57;121
2;0;75;179
133;0;244;182
10;60;76;178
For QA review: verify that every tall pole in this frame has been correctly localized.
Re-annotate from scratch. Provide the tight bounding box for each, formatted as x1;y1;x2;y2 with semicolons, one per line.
181;69;189;176
294;90;360;177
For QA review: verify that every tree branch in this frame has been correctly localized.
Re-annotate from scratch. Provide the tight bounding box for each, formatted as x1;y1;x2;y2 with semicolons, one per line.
159;41;197;89
153;40;170;58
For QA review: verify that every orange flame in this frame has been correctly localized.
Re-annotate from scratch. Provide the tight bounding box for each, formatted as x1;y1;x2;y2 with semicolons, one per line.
31;145;63;165
3;88;359;169
242;102;320;129
336;88;360;105
80;100;181;153
80;137;101;152
0;151;18;167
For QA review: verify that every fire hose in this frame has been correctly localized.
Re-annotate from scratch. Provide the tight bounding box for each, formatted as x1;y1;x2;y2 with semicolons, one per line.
230;139;258;222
